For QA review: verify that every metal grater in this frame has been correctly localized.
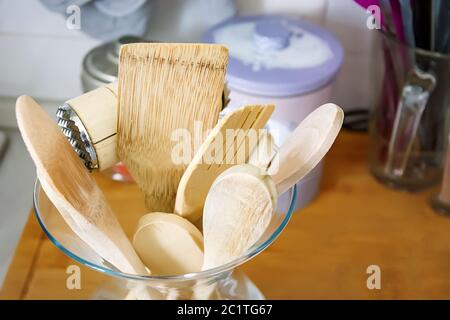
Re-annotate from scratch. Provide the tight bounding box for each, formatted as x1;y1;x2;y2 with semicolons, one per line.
57;84;229;172
56;104;98;170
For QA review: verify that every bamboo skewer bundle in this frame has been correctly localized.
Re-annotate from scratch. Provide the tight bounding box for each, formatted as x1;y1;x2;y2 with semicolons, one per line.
117;43;228;212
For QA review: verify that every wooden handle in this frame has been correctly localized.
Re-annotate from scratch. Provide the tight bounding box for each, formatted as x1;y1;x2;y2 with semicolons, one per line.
267;103;344;195
67;83;119;170
16;95;150;277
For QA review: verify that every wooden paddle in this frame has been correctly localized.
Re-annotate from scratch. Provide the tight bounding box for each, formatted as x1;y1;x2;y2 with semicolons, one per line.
16;95;149;277
117;43;228;213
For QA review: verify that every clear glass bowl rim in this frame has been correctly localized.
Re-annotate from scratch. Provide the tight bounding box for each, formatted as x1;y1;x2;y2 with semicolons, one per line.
33;178;297;283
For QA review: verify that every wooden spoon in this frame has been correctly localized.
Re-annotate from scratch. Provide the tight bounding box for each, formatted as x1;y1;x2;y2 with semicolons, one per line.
133;212;204;276
202;103;344;270
16;95;149;276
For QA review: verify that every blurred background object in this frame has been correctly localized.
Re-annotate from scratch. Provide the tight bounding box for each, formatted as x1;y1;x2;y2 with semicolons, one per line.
235;0;329;25
81;36;143;91
0;0;376;106
0;132;7;162
430;133;450;215
145;0;237;42
368;33;448;191
40;0;153;41
353;0;450;192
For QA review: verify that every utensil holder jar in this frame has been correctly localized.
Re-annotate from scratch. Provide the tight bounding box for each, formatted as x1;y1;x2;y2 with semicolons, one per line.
369;33;450;191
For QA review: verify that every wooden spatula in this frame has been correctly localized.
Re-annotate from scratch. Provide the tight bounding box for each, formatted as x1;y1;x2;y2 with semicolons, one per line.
202;103;344;270
16;95;149;276
117;43;228;213
174;105;274;222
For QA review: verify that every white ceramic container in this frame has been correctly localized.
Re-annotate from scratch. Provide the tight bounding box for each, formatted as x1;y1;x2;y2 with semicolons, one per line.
204;14;343;209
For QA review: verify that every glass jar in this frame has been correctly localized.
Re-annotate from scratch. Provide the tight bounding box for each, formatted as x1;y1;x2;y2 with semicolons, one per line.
33;178;296;300
369;33;450;191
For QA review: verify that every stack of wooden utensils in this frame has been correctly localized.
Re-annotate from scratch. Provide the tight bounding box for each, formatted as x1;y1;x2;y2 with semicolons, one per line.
16;42;343;298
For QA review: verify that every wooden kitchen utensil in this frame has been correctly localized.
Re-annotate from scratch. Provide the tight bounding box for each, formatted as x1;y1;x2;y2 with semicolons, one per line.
117;43;228;213
247;130;275;170
174;104;274;222
133;212;204;276
202;164;277;270
57;82;230;172
267;103;345;195
16;95;149;277
202;103;344;270
56;82;119;171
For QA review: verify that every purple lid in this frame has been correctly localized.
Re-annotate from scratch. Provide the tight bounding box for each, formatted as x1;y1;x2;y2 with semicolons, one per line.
203;15;343;97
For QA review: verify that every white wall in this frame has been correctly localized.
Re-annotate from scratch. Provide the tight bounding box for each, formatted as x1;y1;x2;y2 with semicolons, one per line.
0;0;99;100
325;0;378;111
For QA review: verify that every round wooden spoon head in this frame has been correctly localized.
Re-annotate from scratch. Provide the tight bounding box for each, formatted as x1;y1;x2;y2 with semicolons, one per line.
133;212;204;275
268;103;344;195
202;164;277;270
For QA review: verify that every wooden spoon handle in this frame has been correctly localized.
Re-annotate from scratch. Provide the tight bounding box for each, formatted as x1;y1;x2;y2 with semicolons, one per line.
267;103;344;195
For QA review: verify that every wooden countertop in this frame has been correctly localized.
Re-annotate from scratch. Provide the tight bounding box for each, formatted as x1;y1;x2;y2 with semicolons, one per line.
1;132;450;300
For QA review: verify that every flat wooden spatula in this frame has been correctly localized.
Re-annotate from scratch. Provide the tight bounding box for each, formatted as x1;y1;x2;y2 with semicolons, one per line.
174;104;274;222
16;96;148;276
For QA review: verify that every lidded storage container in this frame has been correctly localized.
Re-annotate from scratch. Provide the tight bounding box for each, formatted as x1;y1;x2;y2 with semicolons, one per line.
203;15;343;209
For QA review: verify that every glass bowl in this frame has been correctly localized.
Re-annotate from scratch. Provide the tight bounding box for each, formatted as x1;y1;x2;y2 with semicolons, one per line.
33;177;297;299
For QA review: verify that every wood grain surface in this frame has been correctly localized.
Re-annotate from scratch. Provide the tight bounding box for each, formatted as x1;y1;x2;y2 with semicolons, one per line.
1;131;450;299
